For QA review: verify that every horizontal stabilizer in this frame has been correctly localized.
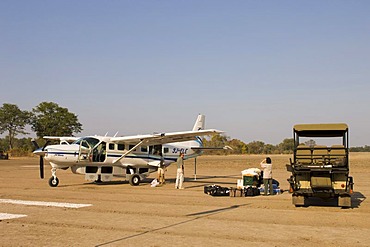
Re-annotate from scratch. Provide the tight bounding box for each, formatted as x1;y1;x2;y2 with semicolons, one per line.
191;145;233;150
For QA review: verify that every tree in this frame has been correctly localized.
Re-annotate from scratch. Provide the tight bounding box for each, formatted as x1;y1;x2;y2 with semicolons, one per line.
202;133;230;155
228;139;247;154
31;102;82;138
0;103;31;149
278;138;294;154
247;141;265;154
263;144;276;154
304;139;316;147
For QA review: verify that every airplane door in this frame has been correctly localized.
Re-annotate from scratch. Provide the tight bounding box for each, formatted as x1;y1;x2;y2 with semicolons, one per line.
151;145;162;156
149;144;163;165
92;142;107;162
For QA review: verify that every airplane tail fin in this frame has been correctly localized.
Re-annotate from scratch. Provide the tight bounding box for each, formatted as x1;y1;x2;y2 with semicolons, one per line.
192;114;205;131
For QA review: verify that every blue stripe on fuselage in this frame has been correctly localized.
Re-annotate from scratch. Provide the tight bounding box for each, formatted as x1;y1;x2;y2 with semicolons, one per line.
47;151;178;162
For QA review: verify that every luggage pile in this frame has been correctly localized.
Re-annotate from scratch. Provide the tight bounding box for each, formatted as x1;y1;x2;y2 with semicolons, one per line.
229;186;260;197
203;167;282;197
204;184;230;196
204;185;261;197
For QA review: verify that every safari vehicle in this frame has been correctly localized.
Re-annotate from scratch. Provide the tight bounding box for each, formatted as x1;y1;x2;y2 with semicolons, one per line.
0;150;9;159
286;123;354;207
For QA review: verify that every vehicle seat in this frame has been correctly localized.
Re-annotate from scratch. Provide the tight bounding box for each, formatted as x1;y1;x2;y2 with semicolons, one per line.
296;145;312;164
330;145;346;166
312;145;329;164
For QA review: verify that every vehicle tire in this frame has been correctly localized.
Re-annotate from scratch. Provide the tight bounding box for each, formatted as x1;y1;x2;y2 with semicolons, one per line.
129;174;140;186
292;195;305;207
48;177;59;187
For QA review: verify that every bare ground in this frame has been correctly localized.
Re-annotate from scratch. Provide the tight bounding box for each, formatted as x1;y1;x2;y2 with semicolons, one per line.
0;154;369;247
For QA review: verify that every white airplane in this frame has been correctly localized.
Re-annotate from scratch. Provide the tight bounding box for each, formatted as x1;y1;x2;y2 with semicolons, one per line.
33;115;223;187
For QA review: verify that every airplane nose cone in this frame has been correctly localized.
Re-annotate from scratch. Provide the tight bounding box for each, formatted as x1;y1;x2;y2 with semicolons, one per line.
33;148;46;156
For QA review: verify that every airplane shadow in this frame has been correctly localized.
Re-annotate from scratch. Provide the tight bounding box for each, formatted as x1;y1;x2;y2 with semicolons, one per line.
95;203;249;247
183;174;240;189
155;174;239;189
57;174;239;188
57;179;153;188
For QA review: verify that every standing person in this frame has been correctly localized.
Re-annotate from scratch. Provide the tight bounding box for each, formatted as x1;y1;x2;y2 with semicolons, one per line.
260;157;273;195
175;152;185;189
157;152;166;184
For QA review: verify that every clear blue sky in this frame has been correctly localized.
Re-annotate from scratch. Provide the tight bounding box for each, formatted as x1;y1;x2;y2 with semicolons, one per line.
1;1;370;146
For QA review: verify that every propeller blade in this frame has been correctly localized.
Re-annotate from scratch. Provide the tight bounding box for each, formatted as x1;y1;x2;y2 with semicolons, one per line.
31;139;40;151
42;140;51;150
40;156;44;179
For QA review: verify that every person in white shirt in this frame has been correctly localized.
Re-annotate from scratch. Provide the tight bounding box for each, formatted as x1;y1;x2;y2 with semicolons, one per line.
260;157;273;195
175;152;185;189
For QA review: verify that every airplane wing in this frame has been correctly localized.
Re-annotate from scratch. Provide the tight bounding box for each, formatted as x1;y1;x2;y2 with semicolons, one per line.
43;136;80;142
110;129;223;146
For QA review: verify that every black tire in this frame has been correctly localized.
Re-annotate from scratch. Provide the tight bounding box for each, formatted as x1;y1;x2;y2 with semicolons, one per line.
129;174;140;186
48;177;59;187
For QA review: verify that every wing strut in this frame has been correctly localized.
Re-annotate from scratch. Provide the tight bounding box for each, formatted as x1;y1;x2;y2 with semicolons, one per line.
112;140;144;164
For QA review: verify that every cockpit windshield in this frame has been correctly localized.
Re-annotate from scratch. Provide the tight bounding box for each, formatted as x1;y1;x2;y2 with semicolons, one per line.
73;137;100;149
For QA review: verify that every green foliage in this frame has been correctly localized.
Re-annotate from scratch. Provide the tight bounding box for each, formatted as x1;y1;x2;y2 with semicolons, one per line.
304;139;317;147
247;141;265;154
0;103;32;149
0;138;7;151
0;101;82;154
350;145;370;152
31;102;82;138
203;134;294;155
202;134;229;155
278;138;294;154
0;137;34;157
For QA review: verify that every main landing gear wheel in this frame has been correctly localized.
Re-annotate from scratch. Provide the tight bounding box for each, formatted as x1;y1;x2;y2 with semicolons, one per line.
129;174;140;186
48;177;59;187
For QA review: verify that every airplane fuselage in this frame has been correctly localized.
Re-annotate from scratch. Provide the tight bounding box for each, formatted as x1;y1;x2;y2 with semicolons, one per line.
42;136;203;183
33;114;221;187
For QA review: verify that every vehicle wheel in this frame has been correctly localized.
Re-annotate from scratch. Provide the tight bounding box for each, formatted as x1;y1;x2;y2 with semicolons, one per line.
48;177;59;187
129;174;140;186
292;195;305;207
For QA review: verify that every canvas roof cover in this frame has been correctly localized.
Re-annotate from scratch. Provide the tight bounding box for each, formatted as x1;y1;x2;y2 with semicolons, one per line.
293;123;348;137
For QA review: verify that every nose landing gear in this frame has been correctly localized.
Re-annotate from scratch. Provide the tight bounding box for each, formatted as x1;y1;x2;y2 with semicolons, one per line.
48;167;59;187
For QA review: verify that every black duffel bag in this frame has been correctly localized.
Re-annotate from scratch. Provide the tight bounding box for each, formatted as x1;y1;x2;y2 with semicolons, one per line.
204;185;230;196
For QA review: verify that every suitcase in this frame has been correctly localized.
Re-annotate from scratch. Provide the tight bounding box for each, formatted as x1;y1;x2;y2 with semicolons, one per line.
204;185;230;196
244;186;260;197
230;187;244;197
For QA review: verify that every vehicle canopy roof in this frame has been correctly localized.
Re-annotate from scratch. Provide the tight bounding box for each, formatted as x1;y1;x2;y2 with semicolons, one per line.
293;123;348;137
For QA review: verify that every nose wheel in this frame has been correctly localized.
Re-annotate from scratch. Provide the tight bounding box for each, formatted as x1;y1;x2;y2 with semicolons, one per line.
48;167;59;187
48;177;59;187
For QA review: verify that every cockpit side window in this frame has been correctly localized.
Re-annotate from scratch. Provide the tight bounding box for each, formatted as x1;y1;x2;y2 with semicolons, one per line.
73;137;100;149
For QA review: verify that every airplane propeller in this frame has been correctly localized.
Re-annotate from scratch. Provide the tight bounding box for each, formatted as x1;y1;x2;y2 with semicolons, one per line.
32;139;50;179
39;154;44;179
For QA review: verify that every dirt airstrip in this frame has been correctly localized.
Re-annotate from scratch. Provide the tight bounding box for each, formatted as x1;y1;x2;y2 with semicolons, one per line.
0;154;369;247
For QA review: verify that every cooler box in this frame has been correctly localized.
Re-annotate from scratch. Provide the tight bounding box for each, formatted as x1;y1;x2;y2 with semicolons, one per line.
243;175;259;187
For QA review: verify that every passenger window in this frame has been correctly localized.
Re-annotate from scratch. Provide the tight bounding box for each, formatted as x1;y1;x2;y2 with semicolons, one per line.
118;144;125;151
109;143;115;150
129;145;137;151
141;146;148;152
163;147;169;153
